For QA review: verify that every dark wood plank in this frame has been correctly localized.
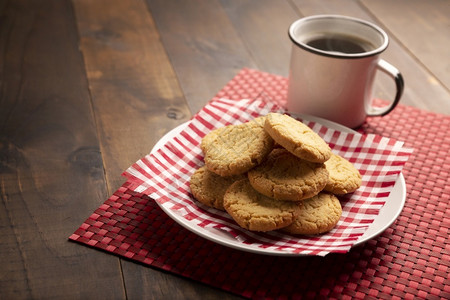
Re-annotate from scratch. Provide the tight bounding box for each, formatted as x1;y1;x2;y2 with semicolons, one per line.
121;266;244;300
72;0;234;299
291;0;450;114
219;0;299;77
72;0;192;190
0;0;125;298
146;0;258;114
362;0;450;90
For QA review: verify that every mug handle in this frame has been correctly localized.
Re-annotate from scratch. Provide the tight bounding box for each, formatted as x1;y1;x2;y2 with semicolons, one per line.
366;59;404;116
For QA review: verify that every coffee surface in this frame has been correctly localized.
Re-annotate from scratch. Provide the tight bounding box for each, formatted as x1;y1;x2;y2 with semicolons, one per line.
306;34;375;54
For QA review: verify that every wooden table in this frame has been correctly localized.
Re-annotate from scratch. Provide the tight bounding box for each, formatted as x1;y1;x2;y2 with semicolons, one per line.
1;0;449;299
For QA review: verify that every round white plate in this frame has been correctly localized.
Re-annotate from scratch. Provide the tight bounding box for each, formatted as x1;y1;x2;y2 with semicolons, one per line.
150;114;406;256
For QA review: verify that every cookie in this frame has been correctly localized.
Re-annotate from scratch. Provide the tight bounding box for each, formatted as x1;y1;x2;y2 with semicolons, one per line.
264;113;332;163
324;153;362;194
281;192;342;235
201;117;274;176
248;149;329;201
189;166;246;210
201;126;226;152
223;179;302;232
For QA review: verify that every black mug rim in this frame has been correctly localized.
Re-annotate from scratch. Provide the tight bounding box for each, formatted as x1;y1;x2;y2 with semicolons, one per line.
289;15;389;59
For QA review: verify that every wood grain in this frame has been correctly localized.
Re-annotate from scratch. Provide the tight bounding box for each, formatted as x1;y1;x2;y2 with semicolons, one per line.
146;0;258;114
73;0;192;190
0;0;124;298
220;0;299;76
362;0;450;90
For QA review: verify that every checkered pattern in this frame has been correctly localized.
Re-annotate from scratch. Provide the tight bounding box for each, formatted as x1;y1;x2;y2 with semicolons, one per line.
122;95;411;256
70;69;449;298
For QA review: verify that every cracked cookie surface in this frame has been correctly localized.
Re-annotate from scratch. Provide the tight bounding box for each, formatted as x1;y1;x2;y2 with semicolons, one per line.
281;192;342;235
223;179;302;232
201;117;274;176
248;149;329;201
264;113;331;163
190;166;245;210
324;153;362;194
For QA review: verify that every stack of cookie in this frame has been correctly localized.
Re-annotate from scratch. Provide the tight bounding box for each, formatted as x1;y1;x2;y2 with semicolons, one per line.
190;113;362;235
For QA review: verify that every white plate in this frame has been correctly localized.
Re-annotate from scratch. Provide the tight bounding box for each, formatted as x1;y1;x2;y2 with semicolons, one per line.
150;114;406;256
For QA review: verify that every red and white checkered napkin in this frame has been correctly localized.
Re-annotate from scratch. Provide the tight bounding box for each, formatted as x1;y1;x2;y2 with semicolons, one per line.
123;98;413;256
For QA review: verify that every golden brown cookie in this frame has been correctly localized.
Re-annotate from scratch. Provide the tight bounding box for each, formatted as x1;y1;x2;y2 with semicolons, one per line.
201;117;274;176
264;113;332;163
281;192;342;235
324;153;362;194
223;179;302;232
201;126;226;152
189;166;246;210
248;149;329;201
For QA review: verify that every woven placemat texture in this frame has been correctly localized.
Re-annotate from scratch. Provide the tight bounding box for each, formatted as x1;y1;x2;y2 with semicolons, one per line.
70;69;449;299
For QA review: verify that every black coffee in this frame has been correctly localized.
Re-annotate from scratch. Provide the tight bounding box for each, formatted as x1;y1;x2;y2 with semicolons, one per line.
306;35;375;54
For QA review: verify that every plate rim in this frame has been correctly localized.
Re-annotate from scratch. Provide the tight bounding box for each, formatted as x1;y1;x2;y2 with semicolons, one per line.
150;113;406;256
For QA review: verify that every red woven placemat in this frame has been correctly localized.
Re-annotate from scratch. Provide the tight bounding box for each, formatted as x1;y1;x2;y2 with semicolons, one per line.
70;69;449;299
